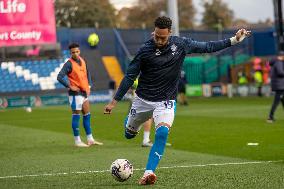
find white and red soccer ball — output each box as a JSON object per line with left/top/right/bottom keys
{"left": 110, "top": 159, "right": 133, "bottom": 182}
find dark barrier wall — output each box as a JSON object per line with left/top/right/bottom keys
{"left": 56, "top": 28, "right": 116, "bottom": 56}
{"left": 56, "top": 28, "right": 277, "bottom": 57}
{"left": 252, "top": 29, "right": 277, "bottom": 56}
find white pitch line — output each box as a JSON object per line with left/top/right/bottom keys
{"left": 0, "top": 160, "right": 283, "bottom": 179}
{"left": 156, "top": 160, "right": 284, "bottom": 170}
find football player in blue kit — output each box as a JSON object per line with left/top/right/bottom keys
{"left": 104, "top": 16, "right": 250, "bottom": 185}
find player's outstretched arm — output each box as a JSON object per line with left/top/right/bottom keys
{"left": 104, "top": 45, "right": 143, "bottom": 115}
{"left": 183, "top": 28, "right": 251, "bottom": 54}
{"left": 104, "top": 48, "right": 142, "bottom": 115}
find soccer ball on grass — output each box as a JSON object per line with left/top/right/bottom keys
{"left": 110, "top": 159, "right": 133, "bottom": 182}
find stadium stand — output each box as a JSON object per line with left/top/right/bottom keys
{"left": 0, "top": 59, "right": 64, "bottom": 94}
{"left": 102, "top": 56, "right": 124, "bottom": 88}
{"left": 80, "top": 49, "right": 110, "bottom": 90}
{"left": 0, "top": 28, "right": 276, "bottom": 97}
{"left": 0, "top": 48, "right": 111, "bottom": 96}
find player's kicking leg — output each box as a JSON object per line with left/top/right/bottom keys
{"left": 138, "top": 124, "right": 169, "bottom": 185}
{"left": 139, "top": 100, "right": 175, "bottom": 185}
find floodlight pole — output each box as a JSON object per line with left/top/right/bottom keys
{"left": 273, "top": 0, "right": 284, "bottom": 53}
{"left": 167, "top": 0, "right": 180, "bottom": 36}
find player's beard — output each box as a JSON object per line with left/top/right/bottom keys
{"left": 155, "top": 40, "right": 169, "bottom": 49}
{"left": 155, "top": 42, "right": 168, "bottom": 49}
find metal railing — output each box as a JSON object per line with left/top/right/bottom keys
{"left": 113, "top": 29, "right": 132, "bottom": 73}
{"left": 184, "top": 41, "right": 251, "bottom": 84}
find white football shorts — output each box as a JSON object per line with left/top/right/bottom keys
{"left": 69, "top": 95, "right": 88, "bottom": 110}
{"left": 126, "top": 96, "right": 176, "bottom": 133}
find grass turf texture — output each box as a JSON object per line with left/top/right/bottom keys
{"left": 0, "top": 97, "right": 283, "bottom": 188}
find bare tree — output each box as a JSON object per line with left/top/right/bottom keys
{"left": 117, "top": 0, "right": 196, "bottom": 29}
{"left": 55, "top": 0, "right": 116, "bottom": 28}
{"left": 201, "top": 0, "right": 234, "bottom": 30}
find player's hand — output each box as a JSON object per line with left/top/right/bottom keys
{"left": 104, "top": 103, "right": 114, "bottom": 114}
{"left": 69, "top": 86, "right": 80, "bottom": 92}
{"left": 230, "top": 29, "right": 251, "bottom": 45}
{"left": 235, "top": 29, "right": 251, "bottom": 41}
{"left": 104, "top": 99, "right": 118, "bottom": 114}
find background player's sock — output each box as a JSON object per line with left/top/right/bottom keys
{"left": 145, "top": 126, "right": 169, "bottom": 172}
{"left": 87, "top": 134, "right": 94, "bottom": 141}
{"left": 72, "top": 114, "right": 80, "bottom": 138}
{"left": 83, "top": 113, "right": 92, "bottom": 135}
{"left": 74, "top": 136, "right": 81, "bottom": 143}
{"left": 143, "top": 131, "right": 150, "bottom": 143}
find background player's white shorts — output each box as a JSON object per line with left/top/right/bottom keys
{"left": 126, "top": 96, "right": 176, "bottom": 133}
{"left": 69, "top": 95, "right": 88, "bottom": 110}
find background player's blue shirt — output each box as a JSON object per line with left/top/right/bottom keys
{"left": 114, "top": 36, "right": 231, "bottom": 102}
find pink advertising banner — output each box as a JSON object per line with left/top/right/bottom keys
{"left": 0, "top": 0, "right": 56, "bottom": 47}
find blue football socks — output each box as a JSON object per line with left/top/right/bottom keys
{"left": 145, "top": 126, "right": 169, "bottom": 172}
{"left": 72, "top": 114, "right": 80, "bottom": 136}
{"left": 83, "top": 113, "right": 92, "bottom": 135}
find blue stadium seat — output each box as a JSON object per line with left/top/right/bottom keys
{"left": 1, "top": 58, "right": 64, "bottom": 93}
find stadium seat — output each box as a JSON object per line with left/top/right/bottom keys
{"left": 0, "top": 58, "right": 65, "bottom": 93}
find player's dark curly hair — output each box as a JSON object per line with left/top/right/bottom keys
{"left": 154, "top": 16, "right": 172, "bottom": 29}
{"left": 68, "top": 43, "right": 80, "bottom": 50}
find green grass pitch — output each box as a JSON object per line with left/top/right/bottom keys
{"left": 0, "top": 97, "right": 283, "bottom": 188}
